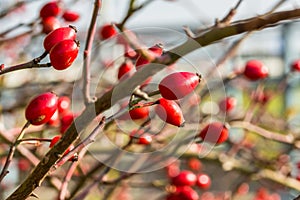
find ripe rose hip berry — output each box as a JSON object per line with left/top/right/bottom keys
{"left": 117, "top": 59, "right": 135, "bottom": 80}
{"left": 129, "top": 106, "right": 150, "bottom": 120}
{"left": 196, "top": 173, "right": 211, "bottom": 189}
{"left": 219, "top": 96, "right": 237, "bottom": 113}
{"left": 42, "top": 16, "right": 60, "bottom": 34}
{"left": 159, "top": 72, "right": 201, "bottom": 100}
{"left": 155, "top": 98, "right": 185, "bottom": 127}
{"left": 57, "top": 96, "right": 71, "bottom": 115}
{"left": 175, "top": 186, "right": 199, "bottom": 200}
{"left": 244, "top": 60, "right": 268, "bottom": 81}
{"left": 25, "top": 92, "right": 58, "bottom": 125}
{"left": 62, "top": 10, "right": 80, "bottom": 22}
{"left": 199, "top": 122, "right": 229, "bottom": 144}
{"left": 291, "top": 60, "right": 300, "bottom": 72}
{"left": 50, "top": 39, "right": 79, "bottom": 70}
{"left": 99, "top": 24, "right": 117, "bottom": 40}
{"left": 171, "top": 170, "right": 197, "bottom": 186}
{"left": 187, "top": 158, "right": 202, "bottom": 171}
{"left": 43, "top": 26, "right": 77, "bottom": 52}
{"left": 40, "top": 1, "right": 61, "bottom": 19}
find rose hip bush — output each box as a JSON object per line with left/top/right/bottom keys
{"left": 1, "top": 1, "right": 300, "bottom": 200}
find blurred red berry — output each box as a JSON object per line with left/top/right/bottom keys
{"left": 40, "top": 1, "right": 61, "bottom": 19}
{"left": 49, "top": 135, "right": 61, "bottom": 148}
{"left": 117, "top": 59, "right": 135, "bottom": 80}
{"left": 42, "top": 16, "right": 60, "bottom": 34}
{"left": 136, "top": 44, "right": 163, "bottom": 70}
{"left": 237, "top": 182, "right": 249, "bottom": 195}
{"left": 291, "top": 60, "right": 300, "bottom": 72}
{"left": 196, "top": 173, "right": 211, "bottom": 189}
{"left": 243, "top": 60, "right": 268, "bottom": 81}
{"left": 57, "top": 96, "right": 71, "bottom": 115}
{"left": 62, "top": 10, "right": 80, "bottom": 22}
{"left": 219, "top": 96, "right": 237, "bottom": 113}
{"left": 171, "top": 170, "right": 197, "bottom": 186}
{"left": 17, "top": 158, "right": 31, "bottom": 171}
{"left": 99, "top": 24, "right": 117, "bottom": 40}
{"left": 199, "top": 122, "right": 229, "bottom": 144}
{"left": 130, "top": 129, "right": 152, "bottom": 145}
{"left": 60, "top": 112, "right": 75, "bottom": 134}
{"left": 187, "top": 158, "right": 202, "bottom": 171}
{"left": 47, "top": 110, "right": 60, "bottom": 127}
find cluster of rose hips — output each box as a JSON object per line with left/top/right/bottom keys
{"left": 43, "top": 26, "right": 79, "bottom": 70}
{"left": 25, "top": 92, "right": 76, "bottom": 161}
{"left": 39, "top": 1, "right": 80, "bottom": 34}
{"left": 164, "top": 158, "right": 211, "bottom": 200}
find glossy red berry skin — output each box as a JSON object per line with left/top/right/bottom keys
{"left": 49, "top": 135, "right": 61, "bottom": 148}
{"left": 40, "top": 1, "right": 60, "bottom": 19}
{"left": 199, "top": 122, "right": 229, "bottom": 144}
{"left": 57, "top": 96, "right": 71, "bottom": 115}
{"left": 170, "top": 186, "right": 199, "bottom": 200}
{"left": 25, "top": 92, "right": 58, "bottom": 125}
{"left": 47, "top": 110, "right": 60, "bottom": 127}
{"left": 159, "top": 72, "right": 201, "bottom": 100}
{"left": 244, "top": 60, "right": 268, "bottom": 81}
{"left": 155, "top": 98, "right": 185, "bottom": 127}
{"left": 50, "top": 39, "right": 79, "bottom": 70}
{"left": 42, "top": 16, "right": 60, "bottom": 34}
{"left": 60, "top": 113, "right": 74, "bottom": 134}
{"left": 291, "top": 60, "right": 300, "bottom": 72}
{"left": 99, "top": 24, "right": 117, "bottom": 40}
{"left": 117, "top": 60, "right": 135, "bottom": 80}
{"left": 219, "top": 96, "right": 237, "bottom": 113}
{"left": 62, "top": 10, "right": 80, "bottom": 22}
{"left": 43, "top": 26, "right": 77, "bottom": 52}
{"left": 129, "top": 106, "right": 150, "bottom": 120}
{"left": 196, "top": 173, "right": 211, "bottom": 189}
{"left": 171, "top": 170, "right": 197, "bottom": 186}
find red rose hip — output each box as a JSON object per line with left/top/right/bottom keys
{"left": 99, "top": 24, "right": 117, "bottom": 40}
{"left": 62, "top": 10, "right": 80, "bottom": 22}
{"left": 171, "top": 170, "right": 197, "bottom": 186}
{"left": 291, "top": 60, "right": 300, "bottom": 72}
{"left": 57, "top": 96, "right": 71, "bottom": 115}
{"left": 41, "top": 16, "right": 60, "bottom": 34}
{"left": 199, "top": 122, "right": 228, "bottom": 144}
{"left": 243, "top": 60, "right": 268, "bottom": 81}
{"left": 196, "top": 173, "right": 211, "bottom": 189}
{"left": 219, "top": 96, "right": 237, "bottom": 113}
{"left": 50, "top": 39, "right": 79, "bottom": 70}
{"left": 40, "top": 1, "right": 61, "bottom": 19}
{"left": 43, "top": 26, "right": 77, "bottom": 52}
{"left": 25, "top": 92, "right": 58, "bottom": 125}
{"left": 155, "top": 98, "right": 184, "bottom": 127}
{"left": 117, "top": 59, "right": 135, "bottom": 80}
{"left": 159, "top": 72, "right": 201, "bottom": 100}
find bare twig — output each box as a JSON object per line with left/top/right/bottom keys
{"left": 230, "top": 121, "right": 294, "bottom": 144}
{"left": 83, "top": 0, "right": 102, "bottom": 105}
{"left": 0, "top": 121, "right": 30, "bottom": 183}
{"left": 0, "top": 51, "right": 49, "bottom": 75}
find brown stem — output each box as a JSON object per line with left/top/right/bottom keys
{"left": 230, "top": 121, "right": 294, "bottom": 144}
{"left": 83, "top": 0, "right": 102, "bottom": 105}
{"left": 0, "top": 51, "right": 49, "bottom": 75}
{"left": 7, "top": 8, "right": 300, "bottom": 200}
{"left": 0, "top": 121, "right": 30, "bottom": 183}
